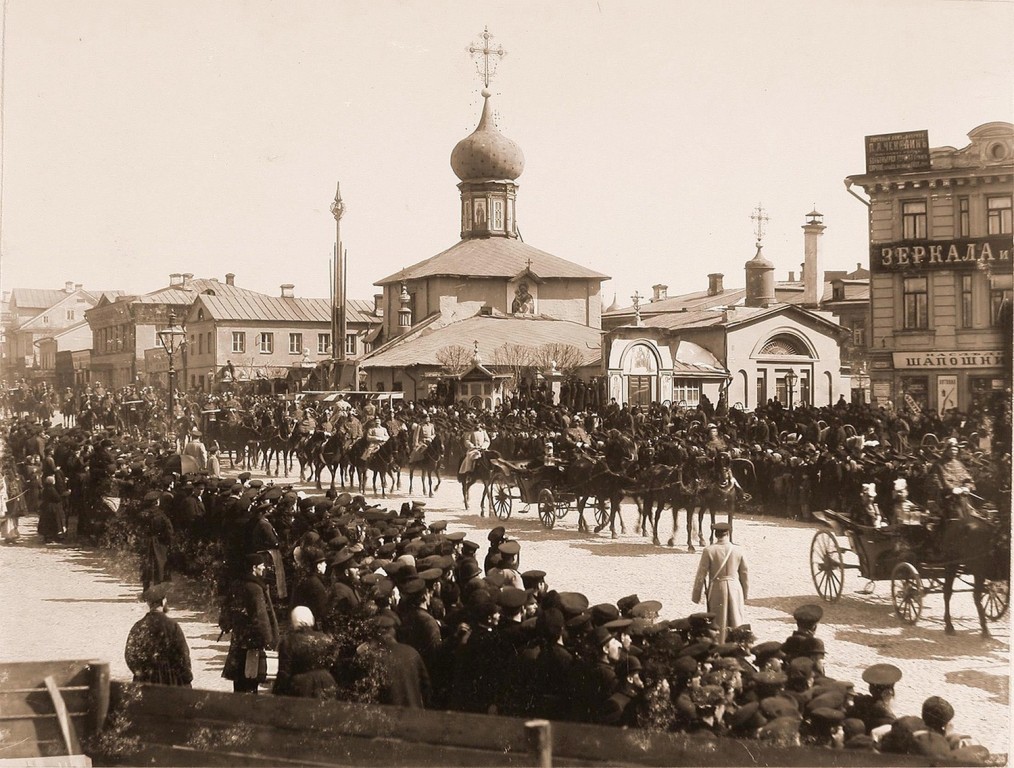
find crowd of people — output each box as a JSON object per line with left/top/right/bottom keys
{"left": 1, "top": 379, "right": 1008, "bottom": 762}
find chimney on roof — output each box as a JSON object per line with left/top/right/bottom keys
{"left": 802, "top": 209, "right": 825, "bottom": 307}
{"left": 651, "top": 284, "right": 668, "bottom": 302}
{"left": 64, "top": 281, "right": 74, "bottom": 293}
{"left": 396, "top": 283, "right": 413, "bottom": 336}
{"left": 857, "top": 262, "right": 862, "bottom": 271}
{"left": 788, "top": 270, "right": 795, "bottom": 282}
{"left": 225, "top": 273, "right": 235, "bottom": 286}
{"left": 280, "top": 283, "right": 295, "bottom": 299}
{"left": 169, "top": 273, "right": 184, "bottom": 287}
{"left": 374, "top": 294, "right": 384, "bottom": 317}
{"left": 182, "top": 273, "right": 194, "bottom": 287}
{"left": 75, "top": 283, "right": 82, "bottom": 291}
{"left": 707, "top": 273, "right": 724, "bottom": 296}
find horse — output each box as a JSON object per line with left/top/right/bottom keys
{"left": 937, "top": 497, "right": 1009, "bottom": 638}
{"left": 261, "top": 415, "right": 296, "bottom": 478}
{"left": 558, "top": 452, "right": 629, "bottom": 538}
{"left": 635, "top": 462, "right": 701, "bottom": 546}
{"left": 312, "top": 431, "right": 351, "bottom": 491}
{"left": 350, "top": 435, "right": 404, "bottom": 497}
{"left": 408, "top": 434, "right": 444, "bottom": 497}
{"left": 458, "top": 450, "right": 501, "bottom": 514}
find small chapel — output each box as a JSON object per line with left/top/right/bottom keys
{"left": 360, "top": 66, "right": 608, "bottom": 400}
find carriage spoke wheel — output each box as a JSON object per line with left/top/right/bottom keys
{"left": 981, "top": 579, "right": 1010, "bottom": 621}
{"left": 891, "top": 562, "right": 924, "bottom": 625}
{"left": 491, "top": 480, "right": 513, "bottom": 520}
{"left": 809, "top": 530, "right": 845, "bottom": 602}
{"left": 594, "top": 503, "right": 609, "bottom": 528}
{"left": 538, "top": 489, "right": 556, "bottom": 529}
{"left": 556, "top": 498, "right": 570, "bottom": 520}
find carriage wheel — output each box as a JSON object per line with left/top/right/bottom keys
{"left": 594, "top": 503, "right": 609, "bottom": 528}
{"left": 555, "top": 497, "right": 570, "bottom": 520}
{"left": 809, "top": 530, "right": 845, "bottom": 602}
{"left": 891, "top": 562, "right": 924, "bottom": 625}
{"left": 538, "top": 489, "right": 556, "bottom": 529}
{"left": 491, "top": 480, "right": 513, "bottom": 520}
{"left": 981, "top": 579, "right": 1010, "bottom": 621}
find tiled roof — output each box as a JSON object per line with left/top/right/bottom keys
{"left": 375, "top": 237, "right": 609, "bottom": 285}
{"left": 360, "top": 312, "right": 602, "bottom": 369}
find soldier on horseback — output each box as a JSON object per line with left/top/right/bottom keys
{"left": 362, "top": 418, "right": 390, "bottom": 462}
{"left": 458, "top": 418, "right": 490, "bottom": 475}
{"left": 410, "top": 412, "right": 436, "bottom": 464}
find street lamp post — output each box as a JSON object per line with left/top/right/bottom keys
{"left": 785, "top": 369, "right": 798, "bottom": 411}
{"left": 157, "top": 310, "right": 187, "bottom": 438}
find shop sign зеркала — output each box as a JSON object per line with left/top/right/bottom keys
{"left": 873, "top": 236, "right": 1013, "bottom": 272}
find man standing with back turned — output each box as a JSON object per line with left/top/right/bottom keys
{"left": 691, "top": 522, "right": 748, "bottom": 643}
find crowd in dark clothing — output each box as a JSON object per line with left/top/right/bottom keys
{"left": 1, "top": 382, "right": 1007, "bottom": 761}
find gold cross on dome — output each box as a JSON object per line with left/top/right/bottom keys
{"left": 468, "top": 26, "right": 506, "bottom": 89}
{"left": 750, "top": 203, "right": 769, "bottom": 246}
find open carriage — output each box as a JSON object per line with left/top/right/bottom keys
{"left": 809, "top": 505, "right": 1010, "bottom": 626}
{"left": 486, "top": 458, "right": 609, "bottom": 530}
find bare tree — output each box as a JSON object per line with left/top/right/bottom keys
{"left": 435, "top": 344, "right": 473, "bottom": 376}
{"left": 532, "top": 343, "right": 584, "bottom": 374}
{"left": 492, "top": 343, "right": 535, "bottom": 393}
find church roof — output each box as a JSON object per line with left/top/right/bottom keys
{"left": 375, "top": 237, "right": 609, "bottom": 285}
{"left": 450, "top": 91, "right": 525, "bottom": 182}
{"left": 360, "top": 312, "right": 602, "bottom": 369}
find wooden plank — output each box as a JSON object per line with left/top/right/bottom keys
{"left": 86, "top": 662, "right": 109, "bottom": 738}
{"left": 43, "top": 677, "right": 80, "bottom": 756}
{"left": 0, "top": 715, "right": 90, "bottom": 747}
{"left": 0, "top": 689, "right": 92, "bottom": 718}
{"left": 126, "top": 713, "right": 547, "bottom": 768}
{"left": 0, "top": 754, "right": 91, "bottom": 767}
{"left": 0, "top": 662, "right": 96, "bottom": 691}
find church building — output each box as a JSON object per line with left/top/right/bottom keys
{"left": 360, "top": 86, "right": 608, "bottom": 400}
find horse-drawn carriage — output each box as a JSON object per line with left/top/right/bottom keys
{"left": 809, "top": 501, "right": 1010, "bottom": 633}
{"left": 486, "top": 458, "right": 611, "bottom": 531}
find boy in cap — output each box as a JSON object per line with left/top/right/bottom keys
{"left": 848, "top": 663, "right": 901, "bottom": 734}
{"left": 783, "top": 603, "right": 822, "bottom": 659}
{"left": 221, "top": 554, "right": 279, "bottom": 693}
{"left": 125, "top": 583, "right": 193, "bottom": 687}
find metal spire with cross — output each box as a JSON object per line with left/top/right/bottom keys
{"left": 468, "top": 26, "right": 506, "bottom": 89}
{"left": 631, "top": 290, "right": 644, "bottom": 326}
{"left": 750, "top": 203, "right": 769, "bottom": 247}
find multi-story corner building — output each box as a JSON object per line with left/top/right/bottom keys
{"left": 845, "top": 122, "right": 1013, "bottom": 414}
{"left": 182, "top": 286, "right": 379, "bottom": 393}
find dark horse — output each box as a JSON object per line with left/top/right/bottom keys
{"left": 561, "top": 452, "right": 630, "bottom": 538}
{"left": 350, "top": 435, "right": 405, "bottom": 497}
{"left": 937, "top": 499, "right": 1010, "bottom": 638}
{"left": 408, "top": 434, "right": 444, "bottom": 497}
{"left": 636, "top": 461, "right": 702, "bottom": 547}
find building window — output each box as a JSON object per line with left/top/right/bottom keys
{"left": 289, "top": 333, "right": 303, "bottom": 354}
{"left": 66, "top": 309, "right": 75, "bottom": 321}
{"left": 902, "top": 276, "right": 928, "bottom": 329}
{"left": 958, "top": 196, "right": 970, "bottom": 237}
{"left": 672, "top": 378, "right": 701, "bottom": 407}
{"left": 258, "top": 332, "right": 273, "bottom": 354}
{"left": 987, "top": 196, "right": 1012, "bottom": 235}
{"left": 756, "top": 374, "right": 766, "bottom": 406}
{"left": 992, "top": 289, "right": 1012, "bottom": 326}
{"left": 317, "top": 333, "right": 330, "bottom": 355}
{"left": 902, "top": 200, "right": 927, "bottom": 240}
{"left": 232, "top": 332, "right": 245, "bottom": 353}
{"left": 207, "top": 332, "right": 213, "bottom": 354}
{"left": 198, "top": 334, "right": 204, "bottom": 355}
{"left": 43, "top": 315, "right": 50, "bottom": 325}
{"left": 960, "top": 275, "right": 974, "bottom": 328}
{"left": 850, "top": 321, "right": 866, "bottom": 347}
{"left": 345, "top": 333, "right": 357, "bottom": 356}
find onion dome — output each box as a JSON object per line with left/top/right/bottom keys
{"left": 450, "top": 89, "right": 525, "bottom": 182}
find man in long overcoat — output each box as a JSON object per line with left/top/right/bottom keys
{"left": 691, "top": 522, "right": 748, "bottom": 643}
{"left": 124, "top": 583, "right": 193, "bottom": 686}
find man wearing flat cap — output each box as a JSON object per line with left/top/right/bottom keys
{"left": 138, "top": 490, "right": 175, "bottom": 592}
{"left": 691, "top": 522, "right": 748, "bottom": 643}
{"left": 847, "top": 663, "right": 901, "bottom": 734}
{"left": 490, "top": 540, "right": 523, "bottom": 589}
{"left": 783, "top": 603, "right": 822, "bottom": 659}
{"left": 221, "top": 554, "right": 279, "bottom": 693}
{"left": 125, "top": 583, "right": 192, "bottom": 687}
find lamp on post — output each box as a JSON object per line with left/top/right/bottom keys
{"left": 785, "top": 369, "right": 798, "bottom": 411}
{"left": 157, "top": 310, "right": 187, "bottom": 436}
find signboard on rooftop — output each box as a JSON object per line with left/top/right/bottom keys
{"left": 864, "top": 130, "right": 931, "bottom": 173}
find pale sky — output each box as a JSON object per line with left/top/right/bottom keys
{"left": 1, "top": 0, "right": 1012, "bottom": 308}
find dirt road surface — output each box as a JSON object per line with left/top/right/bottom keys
{"left": 2, "top": 464, "right": 1009, "bottom": 755}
